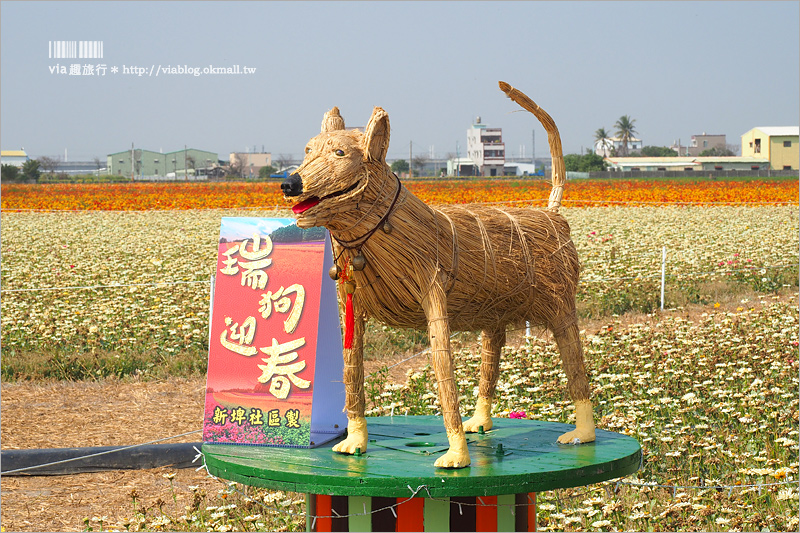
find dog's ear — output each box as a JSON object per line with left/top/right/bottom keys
{"left": 321, "top": 107, "right": 345, "bottom": 133}
{"left": 363, "top": 107, "right": 390, "bottom": 162}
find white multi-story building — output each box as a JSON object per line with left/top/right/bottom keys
{"left": 594, "top": 136, "right": 643, "bottom": 156}
{"left": 466, "top": 117, "right": 505, "bottom": 176}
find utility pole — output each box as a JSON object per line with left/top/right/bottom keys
{"left": 456, "top": 141, "right": 460, "bottom": 178}
{"left": 185, "top": 144, "right": 188, "bottom": 181}
{"left": 409, "top": 141, "right": 412, "bottom": 178}
{"left": 130, "top": 142, "right": 134, "bottom": 182}
{"left": 531, "top": 129, "right": 535, "bottom": 165}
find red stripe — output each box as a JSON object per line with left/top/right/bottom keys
{"left": 476, "top": 495, "right": 498, "bottom": 532}
{"left": 527, "top": 492, "right": 537, "bottom": 532}
{"left": 395, "top": 497, "right": 424, "bottom": 532}
{"left": 344, "top": 292, "right": 354, "bottom": 348}
{"left": 315, "top": 494, "right": 332, "bottom": 532}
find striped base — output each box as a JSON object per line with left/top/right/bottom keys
{"left": 307, "top": 492, "right": 536, "bottom": 532}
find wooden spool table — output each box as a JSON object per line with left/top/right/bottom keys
{"left": 203, "top": 416, "right": 641, "bottom": 532}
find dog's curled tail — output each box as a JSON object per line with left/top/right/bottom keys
{"left": 498, "top": 81, "right": 566, "bottom": 213}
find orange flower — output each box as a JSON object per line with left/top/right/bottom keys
{"left": 1, "top": 178, "right": 797, "bottom": 211}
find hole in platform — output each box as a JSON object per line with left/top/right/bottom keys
{"left": 405, "top": 441, "right": 437, "bottom": 447}
{"left": 413, "top": 432, "right": 431, "bottom": 436}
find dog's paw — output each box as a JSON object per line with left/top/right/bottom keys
{"left": 332, "top": 436, "right": 368, "bottom": 455}
{"left": 463, "top": 415, "right": 493, "bottom": 433}
{"left": 434, "top": 432, "right": 471, "bottom": 468}
{"left": 332, "top": 417, "right": 368, "bottom": 455}
{"left": 463, "top": 397, "right": 493, "bottom": 433}
{"left": 556, "top": 427, "right": 596, "bottom": 444}
{"left": 434, "top": 449, "right": 471, "bottom": 469}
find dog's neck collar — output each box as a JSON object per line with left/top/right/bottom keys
{"left": 331, "top": 171, "right": 402, "bottom": 251}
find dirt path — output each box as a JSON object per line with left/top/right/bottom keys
{"left": 0, "top": 377, "right": 209, "bottom": 532}
{"left": 0, "top": 359, "right": 428, "bottom": 532}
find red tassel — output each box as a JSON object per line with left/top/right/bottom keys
{"left": 344, "top": 292, "right": 354, "bottom": 349}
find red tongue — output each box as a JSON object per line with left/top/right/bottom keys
{"left": 292, "top": 197, "right": 320, "bottom": 214}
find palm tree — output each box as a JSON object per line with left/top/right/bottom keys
{"left": 594, "top": 127, "right": 612, "bottom": 157}
{"left": 614, "top": 115, "right": 637, "bottom": 156}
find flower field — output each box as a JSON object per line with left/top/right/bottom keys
{"left": 368, "top": 297, "right": 798, "bottom": 532}
{"left": 2, "top": 204, "right": 796, "bottom": 376}
{"left": 1, "top": 176, "right": 797, "bottom": 211}
{"left": 1, "top": 178, "right": 798, "bottom": 531}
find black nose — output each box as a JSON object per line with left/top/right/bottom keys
{"left": 281, "top": 173, "right": 303, "bottom": 197}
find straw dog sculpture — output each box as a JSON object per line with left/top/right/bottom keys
{"left": 282, "top": 81, "right": 594, "bottom": 468}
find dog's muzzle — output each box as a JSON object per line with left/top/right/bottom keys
{"left": 281, "top": 173, "right": 303, "bottom": 197}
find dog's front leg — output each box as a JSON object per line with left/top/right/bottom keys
{"left": 332, "top": 310, "right": 369, "bottom": 456}
{"left": 422, "top": 277, "right": 470, "bottom": 469}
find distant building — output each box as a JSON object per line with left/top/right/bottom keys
{"left": 740, "top": 127, "right": 799, "bottom": 170}
{"left": 503, "top": 162, "right": 542, "bottom": 176}
{"left": 107, "top": 148, "right": 219, "bottom": 178}
{"left": 229, "top": 152, "right": 272, "bottom": 179}
{"left": 466, "top": 117, "right": 505, "bottom": 176}
{"left": 604, "top": 156, "right": 770, "bottom": 172}
{"left": 446, "top": 157, "right": 478, "bottom": 177}
{"left": 670, "top": 133, "right": 728, "bottom": 157}
{"left": 55, "top": 160, "right": 106, "bottom": 174}
{"left": 594, "top": 136, "right": 643, "bottom": 157}
{"left": 593, "top": 139, "right": 614, "bottom": 157}
{"left": 1, "top": 149, "right": 29, "bottom": 167}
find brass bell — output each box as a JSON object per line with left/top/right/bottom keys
{"left": 328, "top": 265, "right": 341, "bottom": 280}
{"left": 343, "top": 280, "right": 356, "bottom": 294}
{"left": 352, "top": 254, "right": 367, "bottom": 271}
{"left": 382, "top": 220, "right": 393, "bottom": 234}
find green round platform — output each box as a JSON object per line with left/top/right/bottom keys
{"left": 202, "top": 416, "right": 641, "bottom": 498}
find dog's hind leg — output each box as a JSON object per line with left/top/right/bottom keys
{"left": 463, "top": 326, "right": 506, "bottom": 433}
{"left": 332, "top": 312, "right": 370, "bottom": 456}
{"left": 550, "top": 313, "right": 596, "bottom": 444}
{"left": 423, "top": 278, "right": 470, "bottom": 468}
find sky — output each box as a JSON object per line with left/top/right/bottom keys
{"left": 1, "top": 0, "right": 798, "bottom": 163}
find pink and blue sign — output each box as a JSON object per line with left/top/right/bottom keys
{"left": 203, "top": 218, "right": 346, "bottom": 448}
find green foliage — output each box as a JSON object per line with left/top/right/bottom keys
{"left": 259, "top": 165, "right": 277, "bottom": 179}
{"left": 733, "top": 265, "right": 799, "bottom": 294}
{"left": 269, "top": 224, "right": 326, "bottom": 243}
{"left": 564, "top": 152, "right": 607, "bottom": 172}
{"left": 0, "top": 335, "right": 209, "bottom": 381}
{"left": 1, "top": 163, "right": 20, "bottom": 182}
{"left": 363, "top": 319, "right": 429, "bottom": 361}
{"left": 390, "top": 159, "right": 409, "bottom": 173}
{"left": 633, "top": 146, "right": 678, "bottom": 157}
{"left": 21, "top": 159, "right": 40, "bottom": 180}
{"left": 37, "top": 173, "right": 130, "bottom": 184}
{"left": 364, "top": 365, "right": 390, "bottom": 411}
{"left": 578, "top": 279, "right": 661, "bottom": 318}
{"left": 614, "top": 115, "right": 637, "bottom": 156}
{"left": 594, "top": 127, "right": 611, "bottom": 142}
{"left": 699, "top": 146, "right": 736, "bottom": 157}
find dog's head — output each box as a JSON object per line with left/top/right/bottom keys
{"left": 282, "top": 106, "right": 390, "bottom": 228}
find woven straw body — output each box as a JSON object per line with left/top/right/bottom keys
{"left": 328, "top": 181, "right": 580, "bottom": 334}
{"left": 284, "top": 82, "right": 594, "bottom": 467}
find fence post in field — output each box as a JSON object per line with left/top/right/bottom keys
{"left": 660, "top": 246, "right": 667, "bottom": 311}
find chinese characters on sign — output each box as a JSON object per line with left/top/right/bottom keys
{"left": 212, "top": 405, "right": 301, "bottom": 428}
{"left": 203, "top": 219, "right": 345, "bottom": 447}
{"left": 216, "top": 233, "right": 309, "bottom": 398}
